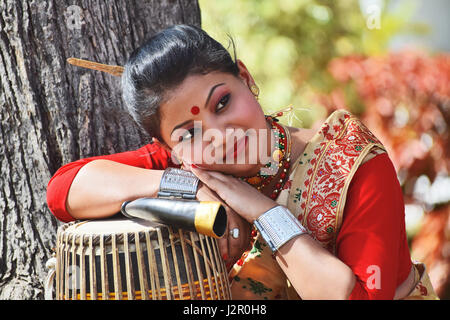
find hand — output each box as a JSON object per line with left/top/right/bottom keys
{"left": 196, "top": 183, "right": 252, "bottom": 269}
{"left": 190, "top": 167, "right": 278, "bottom": 223}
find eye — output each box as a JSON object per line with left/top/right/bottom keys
{"left": 178, "top": 127, "right": 201, "bottom": 142}
{"left": 216, "top": 93, "right": 230, "bottom": 112}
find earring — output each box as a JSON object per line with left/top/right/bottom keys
{"left": 250, "top": 84, "right": 260, "bottom": 99}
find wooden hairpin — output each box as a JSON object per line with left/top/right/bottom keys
{"left": 66, "top": 57, "right": 124, "bottom": 76}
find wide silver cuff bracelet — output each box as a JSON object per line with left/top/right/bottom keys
{"left": 254, "top": 205, "right": 308, "bottom": 252}
{"left": 157, "top": 167, "right": 200, "bottom": 199}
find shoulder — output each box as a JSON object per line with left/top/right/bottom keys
{"left": 138, "top": 142, "right": 177, "bottom": 167}
{"left": 140, "top": 142, "right": 171, "bottom": 155}
{"left": 345, "top": 151, "right": 404, "bottom": 221}
{"left": 320, "top": 110, "right": 382, "bottom": 145}
{"left": 291, "top": 109, "right": 384, "bottom": 151}
{"left": 352, "top": 152, "right": 398, "bottom": 188}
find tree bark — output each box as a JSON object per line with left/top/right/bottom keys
{"left": 0, "top": 0, "right": 201, "bottom": 299}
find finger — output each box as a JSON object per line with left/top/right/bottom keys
{"left": 217, "top": 208, "right": 231, "bottom": 265}
{"left": 227, "top": 224, "right": 240, "bottom": 260}
{"left": 217, "top": 235, "right": 229, "bottom": 264}
{"left": 202, "top": 170, "right": 231, "bottom": 183}
{"left": 208, "top": 170, "right": 249, "bottom": 191}
{"left": 181, "top": 163, "right": 192, "bottom": 172}
{"left": 190, "top": 167, "right": 224, "bottom": 194}
{"left": 191, "top": 166, "right": 230, "bottom": 183}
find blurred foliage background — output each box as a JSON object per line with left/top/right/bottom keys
{"left": 200, "top": 0, "right": 449, "bottom": 299}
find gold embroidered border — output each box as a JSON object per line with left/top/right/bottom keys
{"left": 288, "top": 110, "right": 386, "bottom": 251}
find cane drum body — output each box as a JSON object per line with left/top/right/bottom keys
{"left": 55, "top": 217, "right": 231, "bottom": 300}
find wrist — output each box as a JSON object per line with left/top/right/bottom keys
{"left": 249, "top": 199, "right": 278, "bottom": 223}
{"left": 253, "top": 205, "right": 308, "bottom": 252}
{"left": 157, "top": 167, "right": 200, "bottom": 199}
{"left": 144, "top": 169, "right": 165, "bottom": 198}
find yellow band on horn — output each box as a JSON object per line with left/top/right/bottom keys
{"left": 194, "top": 202, "right": 223, "bottom": 238}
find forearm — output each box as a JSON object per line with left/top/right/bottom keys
{"left": 66, "top": 159, "right": 164, "bottom": 220}
{"left": 275, "top": 233, "right": 356, "bottom": 300}
{"left": 186, "top": 168, "right": 357, "bottom": 299}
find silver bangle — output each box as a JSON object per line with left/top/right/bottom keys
{"left": 157, "top": 168, "right": 200, "bottom": 199}
{"left": 254, "top": 205, "right": 308, "bottom": 252}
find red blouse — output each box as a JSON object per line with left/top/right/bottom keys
{"left": 46, "top": 143, "right": 412, "bottom": 299}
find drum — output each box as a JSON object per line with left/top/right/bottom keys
{"left": 54, "top": 217, "right": 231, "bottom": 300}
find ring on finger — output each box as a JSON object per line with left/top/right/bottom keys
{"left": 230, "top": 228, "right": 240, "bottom": 239}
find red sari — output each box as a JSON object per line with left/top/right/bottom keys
{"left": 46, "top": 110, "right": 434, "bottom": 299}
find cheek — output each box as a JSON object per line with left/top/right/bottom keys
{"left": 233, "top": 93, "right": 264, "bottom": 124}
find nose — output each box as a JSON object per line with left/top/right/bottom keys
{"left": 201, "top": 117, "right": 247, "bottom": 163}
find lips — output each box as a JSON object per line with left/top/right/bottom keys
{"left": 223, "top": 136, "right": 248, "bottom": 161}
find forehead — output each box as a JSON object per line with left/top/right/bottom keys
{"left": 160, "top": 72, "right": 238, "bottom": 118}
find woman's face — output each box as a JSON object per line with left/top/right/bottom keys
{"left": 158, "top": 61, "right": 271, "bottom": 177}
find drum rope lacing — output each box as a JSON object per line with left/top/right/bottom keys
{"left": 44, "top": 220, "right": 231, "bottom": 300}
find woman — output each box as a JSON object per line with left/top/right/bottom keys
{"left": 47, "top": 25, "right": 437, "bottom": 300}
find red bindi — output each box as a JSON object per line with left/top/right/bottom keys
{"left": 190, "top": 106, "right": 200, "bottom": 115}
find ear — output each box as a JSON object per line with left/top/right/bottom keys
{"left": 236, "top": 59, "right": 257, "bottom": 88}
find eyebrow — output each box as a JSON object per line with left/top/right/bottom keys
{"left": 170, "top": 82, "right": 226, "bottom": 135}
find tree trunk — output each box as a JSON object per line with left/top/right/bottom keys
{"left": 0, "top": 0, "right": 201, "bottom": 299}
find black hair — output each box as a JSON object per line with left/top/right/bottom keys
{"left": 121, "top": 24, "right": 239, "bottom": 143}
